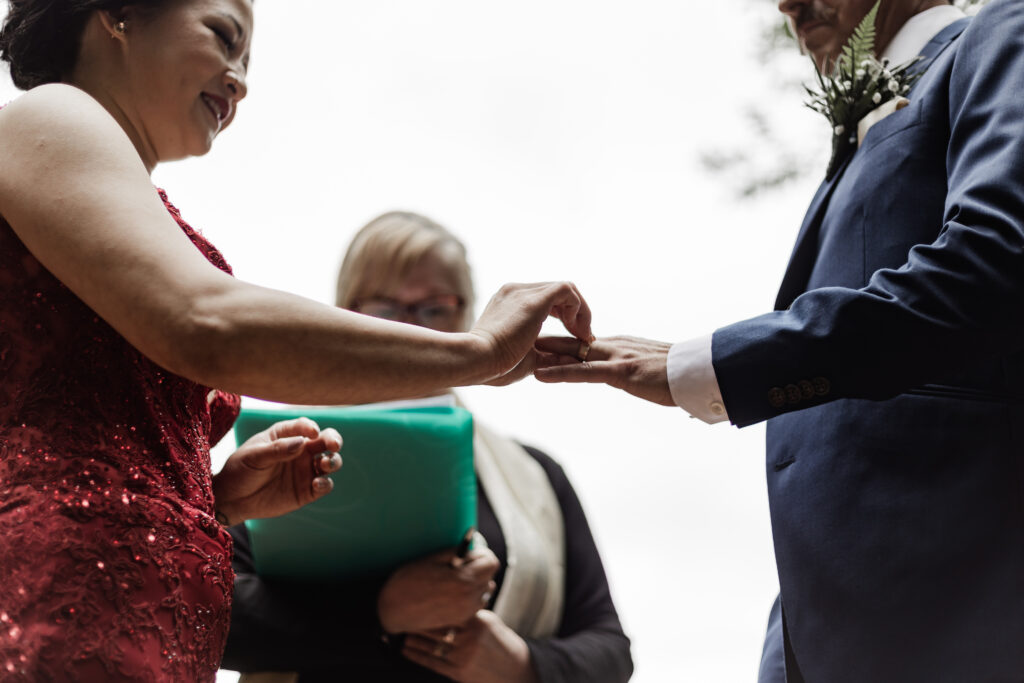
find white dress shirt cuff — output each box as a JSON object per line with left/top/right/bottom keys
{"left": 667, "top": 334, "right": 729, "bottom": 424}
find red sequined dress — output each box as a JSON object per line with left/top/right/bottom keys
{"left": 0, "top": 190, "right": 240, "bottom": 681}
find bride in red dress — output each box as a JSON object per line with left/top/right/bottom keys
{"left": 0, "top": 0, "right": 593, "bottom": 680}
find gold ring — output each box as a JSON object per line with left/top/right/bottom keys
{"left": 443, "top": 628, "right": 457, "bottom": 645}
{"left": 576, "top": 340, "right": 591, "bottom": 362}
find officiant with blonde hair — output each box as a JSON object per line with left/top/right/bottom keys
{"left": 221, "top": 211, "right": 633, "bottom": 683}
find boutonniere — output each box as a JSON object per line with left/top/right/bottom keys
{"left": 804, "top": 1, "right": 923, "bottom": 180}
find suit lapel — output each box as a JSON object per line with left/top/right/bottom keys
{"left": 774, "top": 155, "right": 852, "bottom": 310}
{"left": 910, "top": 18, "right": 970, "bottom": 78}
{"left": 773, "top": 17, "right": 971, "bottom": 312}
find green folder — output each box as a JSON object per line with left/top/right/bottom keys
{"left": 235, "top": 405, "right": 476, "bottom": 581}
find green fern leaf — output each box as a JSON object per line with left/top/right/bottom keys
{"left": 838, "top": 0, "right": 879, "bottom": 73}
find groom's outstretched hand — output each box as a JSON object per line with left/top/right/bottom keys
{"left": 534, "top": 335, "right": 675, "bottom": 406}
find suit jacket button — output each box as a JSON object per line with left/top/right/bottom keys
{"left": 798, "top": 380, "right": 815, "bottom": 399}
{"left": 784, "top": 384, "right": 801, "bottom": 404}
{"left": 768, "top": 387, "right": 786, "bottom": 408}
{"left": 813, "top": 377, "right": 831, "bottom": 396}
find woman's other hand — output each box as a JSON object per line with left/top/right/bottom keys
{"left": 377, "top": 548, "right": 499, "bottom": 635}
{"left": 470, "top": 282, "right": 593, "bottom": 386}
{"left": 212, "top": 417, "right": 342, "bottom": 526}
{"left": 402, "top": 610, "right": 539, "bottom": 683}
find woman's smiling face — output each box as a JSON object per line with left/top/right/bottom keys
{"left": 111, "top": 0, "right": 253, "bottom": 161}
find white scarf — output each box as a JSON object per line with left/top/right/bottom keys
{"left": 472, "top": 422, "right": 565, "bottom": 638}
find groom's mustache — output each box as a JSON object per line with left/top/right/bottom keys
{"left": 793, "top": 3, "right": 838, "bottom": 35}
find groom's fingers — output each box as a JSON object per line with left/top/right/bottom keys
{"left": 536, "top": 359, "right": 676, "bottom": 406}
{"left": 534, "top": 360, "right": 621, "bottom": 385}
{"left": 535, "top": 336, "right": 609, "bottom": 362}
{"left": 533, "top": 351, "right": 579, "bottom": 370}
{"left": 535, "top": 335, "right": 676, "bottom": 406}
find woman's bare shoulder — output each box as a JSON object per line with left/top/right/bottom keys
{"left": 0, "top": 85, "right": 143, "bottom": 197}
{"left": 1, "top": 85, "right": 134, "bottom": 157}
{"left": 1, "top": 83, "right": 113, "bottom": 127}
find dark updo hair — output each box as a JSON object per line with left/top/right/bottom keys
{"left": 0, "top": 0, "right": 168, "bottom": 90}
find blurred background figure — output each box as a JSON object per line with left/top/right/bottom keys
{"left": 222, "top": 211, "right": 633, "bottom": 683}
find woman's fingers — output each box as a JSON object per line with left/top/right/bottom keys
{"left": 235, "top": 434, "right": 308, "bottom": 469}
{"left": 483, "top": 349, "right": 538, "bottom": 387}
{"left": 307, "top": 427, "right": 343, "bottom": 455}
{"left": 546, "top": 282, "right": 593, "bottom": 342}
{"left": 307, "top": 428, "right": 343, "bottom": 475}
{"left": 310, "top": 475, "right": 335, "bottom": 498}
{"left": 264, "top": 416, "right": 321, "bottom": 442}
{"left": 316, "top": 452, "right": 343, "bottom": 474}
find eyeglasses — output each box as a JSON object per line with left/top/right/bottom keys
{"left": 353, "top": 294, "right": 466, "bottom": 328}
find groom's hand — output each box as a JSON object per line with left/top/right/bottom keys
{"left": 533, "top": 335, "right": 675, "bottom": 406}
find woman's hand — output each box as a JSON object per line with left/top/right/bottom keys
{"left": 212, "top": 417, "right": 342, "bottom": 526}
{"left": 469, "top": 282, "right": 593, "bottom": 386}
{"left": 402, "top": 610, "right": 539, "bottom": 683}
{"left": 377, "top": 548, "right": 499, "bottom": 635}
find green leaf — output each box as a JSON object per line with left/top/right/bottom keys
{"left": 838, "top": 0, "right": 879, "bottom": 74}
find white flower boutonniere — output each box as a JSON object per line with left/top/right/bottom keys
{"left": 805, "top": 1, "right": 923, "bottom": 179}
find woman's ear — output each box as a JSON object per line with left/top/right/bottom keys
{"left": 97, "top": 10, "right": 129, "bottom": 43}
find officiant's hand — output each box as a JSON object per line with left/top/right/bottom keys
{"left": 212, "top": 417, "right": 342, "bottom": 527}
{"left": 377, "top": 547, "right": 499, "bottom": 635}
{"left": 402, "top": 610, "right": 538, "bottom": 683}
{"left": 470, "top": 282, "right": 593, "bottom": 387}
{"left": 533, "top": 335, "right": 676, "bottom": 406}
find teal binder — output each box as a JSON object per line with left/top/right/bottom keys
{"left": 235, "top": 405, "right": 476, "bottom": 581}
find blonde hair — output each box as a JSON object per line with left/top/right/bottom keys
{"left": 336, "top": 211, "right": 476, "bottom": 330}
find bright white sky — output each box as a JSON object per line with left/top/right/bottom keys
{"left": 1, "top": 2, "right": 833, "bottom": 681}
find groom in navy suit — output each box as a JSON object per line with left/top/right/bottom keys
{"left": 537, "top": 0, "right": 1024, "bottom": 680}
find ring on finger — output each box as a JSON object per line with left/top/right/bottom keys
{"left": 433, "top": 642, "right": 450, "bottom": 659}
{"left": 443, "top": 627, "right": 457, "bottom": 645}
{"left": 576, "top": 340, "right": 591, "bottom": 362}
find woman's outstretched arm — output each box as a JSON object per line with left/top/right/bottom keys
{"left": 0, "top": 85, "right": 591, "bottom": 404}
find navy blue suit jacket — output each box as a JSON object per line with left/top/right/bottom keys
{"left": 712, "top": 3, "right": 1024, "bottom": 681}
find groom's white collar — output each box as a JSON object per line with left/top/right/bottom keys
{"left": 881, "top": 5, "right": 966, "bottom": 66}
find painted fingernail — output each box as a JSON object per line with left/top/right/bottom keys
{"left": 314, "top": 477, "right": 333, "bottom": 492}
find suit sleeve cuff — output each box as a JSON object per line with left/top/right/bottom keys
{"left": 667, "top": 334, "right": 729, "bottom": 424}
